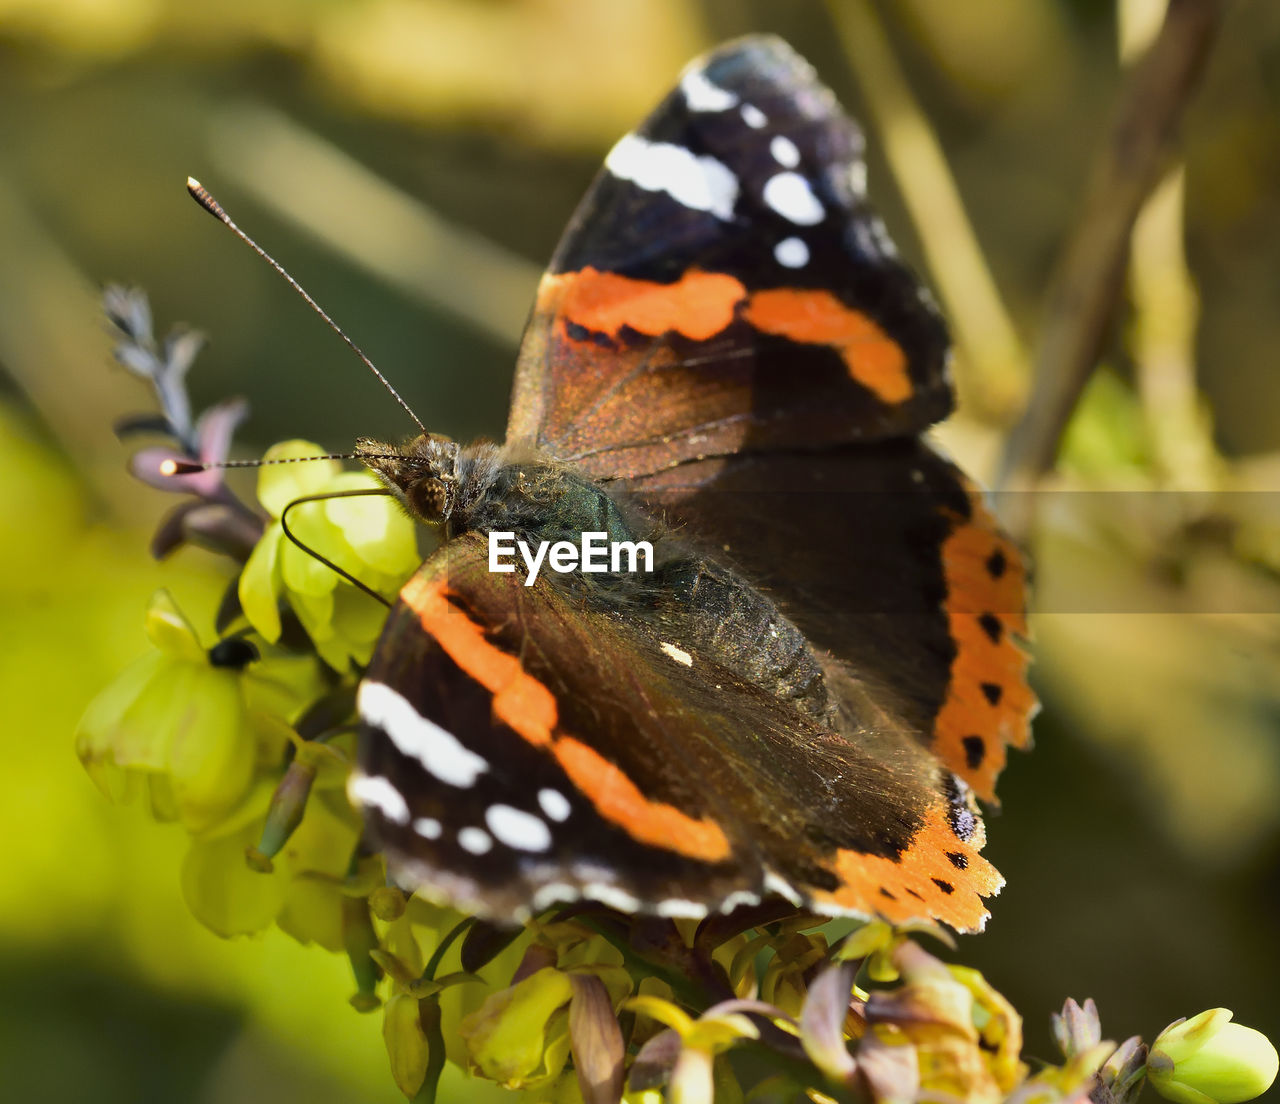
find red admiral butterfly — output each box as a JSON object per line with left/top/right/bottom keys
{"left": 346, "top": 35, "right": 1034, "bottom": 931}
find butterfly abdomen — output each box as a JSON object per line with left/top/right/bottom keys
{"left": 659, "top": 557, "right": 829, "bottom": 716}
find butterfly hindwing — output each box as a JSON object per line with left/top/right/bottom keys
{"left": 355, "top": 531, "right": 1003, "bottom": 929}
{"left": 626, "top": 439, "right": 1034, "bottom": 802}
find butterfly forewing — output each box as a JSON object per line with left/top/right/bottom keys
{"left": 507, "top": 36, "right": 952, "bottom": 479}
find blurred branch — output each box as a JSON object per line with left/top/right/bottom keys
{"left": 1131, "top": 167, "right": 1219, "bottom": 489}
{"left": 999, "top": 0, "right": 1225, "bottom": 499}
{"left": 825, "top": 0, "right": 1028, "bottom": 421}
{"left": 1124, "top": 0, "right": 1220, "bottom": 491}
{"left": 204, "top": 103, "right": 544, "bottom": 351}
{"left": 0, "top": 175, "right": 147, "bottom": 516}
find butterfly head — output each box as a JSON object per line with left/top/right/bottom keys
{"left": 357, "top": 433, "right": 460, "bottom": 523}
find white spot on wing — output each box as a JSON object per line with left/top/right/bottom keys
{"left": 763, "top": 869, "right": 804, "bottom": 905}
{"left": 655, "top": 897, "right": 709, "bottom": 918}
{"left": 681, "top": 68, "right": 739, "bottom": 112}
{"left": 871, "top": 217, "right": 898, "bottom": 256}
{"left": 538, "top": 788, "right": 572, "bottom": 822}
{"left": 458, "top": 826, "right": 493, "bottom": 855}
{"left": 348, "top": 773, "right": 410, "bottom": 825}
{"left": 359, "top": 681, "right": 488, "bottom": 788}
{"left": 531, "top": 882, "right": 580, "bottom": 911}
{"left": 584, "top": 883, "right": 642, "bottom": 913}
{"left": 529, "top": 880, "right": 645, "bottom": 915}
{"left": 414, "top": 816, "right": 442, "bottom": 839}
{"left": 770, "top": 136, "right": 800, "bottom": 168}
{"left": 849, "top": 160, "right": 868, "bottom": 198}
{"left": 718, "top": 889, "right": 761, "bottom": 913}
{"left": 486, "top": 804, "right": 552, "bottom": 852}
{"left": 605, "top": 133, "right": 738, "bottom": 221}
{"left": 741, "top": 103, "right": 767, "bottom": 128}
{"left": 774, "top": 236, "right": 809, "bottom": 268}
{"left": 762, "top": 172, "right": 825, "bottom": 226}
{"left": 853, "top": 215, "right": 898, "bottom": 260}
{"left": 660, "top": 641, "right": 693, "bottom": 667}
{"left": 809, "top": 897, "right": 877, "bottom": 921}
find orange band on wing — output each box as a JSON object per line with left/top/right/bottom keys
{"left": 742, "top": 288, "right": 910, "bottom": 403}
{"left": 554, "top": 736, "right": 731, "bottom": 863}
{"left": 811, "top": 804, "right": 1001, "bottom": 932}
{"left": 558, "top": 267, "right": 746, "bottom": 341}
{"left": 401, "top": 574, "right": 557, "bottom": 747}
{"left": 400, "top": 575, "right": 731, "bottom": 864}
{"left": 553, "top": 269, "right": 911, "bottom": 405}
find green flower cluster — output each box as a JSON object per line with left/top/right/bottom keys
{"left": 239, "top": 440, "right": 422, "bottom": 671}
{"left": 74, "top": 439, "right": 423, "bottom": 939}
{"left": 76, "top": 288, "right": 1278, "bottom": 1104}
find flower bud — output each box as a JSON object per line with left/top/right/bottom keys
{"left": 568, "top": 973, "right": 625, "bottom": 1104}
{"left": 383, "top": 993, "right": 431, "bottom": 1098}
{"left": 1148, "top": 1009, "right": 1278, "bottom": 1104}
{"left": 248, "top": 758, "right": 318, "bottom": 869}
{"left": 369, "top": 885, "right": 407, "bottom": 922}
{"left": 344, "top": 895, "right": 382, "bottom": 1012}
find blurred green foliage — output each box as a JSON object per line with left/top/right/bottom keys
{"left": 1, "top": 0, "right": 1279, "bottom": 1101}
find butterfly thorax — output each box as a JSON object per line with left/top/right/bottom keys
{"left": 362, "top": 432, "right": 831, "bottom": 712}
{"left": 458, "top": 459, "right": 644, "bottom": 549}
{"left": 361, "top": 433, "right": 645, "bottom": 548}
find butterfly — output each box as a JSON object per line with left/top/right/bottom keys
{"left": 347, "top": 34, "right": 1034, "bottom": 932}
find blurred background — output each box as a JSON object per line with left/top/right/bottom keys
{"left": 1, "top": 0, "right": 1278, "bottom": 1101}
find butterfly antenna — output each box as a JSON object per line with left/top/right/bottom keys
{"left": 185, "top": 177, "right": 428, "bottom": 438}
{"left": 160, "top": 450, "right": 403, "bottom": 476}
{"left": 280, "top": 490, "right": 394, "bottom": 608}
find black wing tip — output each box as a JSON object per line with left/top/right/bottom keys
{"left": 691, "top": 35, "right": 817, "bottom": 90}
{"left": 694, "top": 34, "right": 805, "bottom": 70}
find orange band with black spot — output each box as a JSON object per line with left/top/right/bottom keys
{"left": 811, "top": 804, "right": 1001, "bottom": 931}
{"left": 932, "top": 494, "right": 1035, "bottom": 801}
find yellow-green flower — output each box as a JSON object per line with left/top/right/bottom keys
{"left": 864, "top": 940, "right": 1026, "bottom": 1104}
{"left": 181, "top": 817, "right": 289, "bottom": 937}
{"left": 760, "top": 930, "right": 828, "bottom": 1018}
{"left": 238, "top": 439, "right": 422, "bottom": 671}
{"left": 837, "top": 918, "right": 954, "bottom": 983}
{"left": 459, "top": 966, "right": 575, "bottom": 1089}
{"left": 181, "top": 759, "right": 363, "bottom": 939}
{"left": 76, "top": 585, "right": 331, "bottom": 835}
{"left": 1148, "top": 1009, "right": 1279, "bottom": 1104}
{"left": 519, "top": 1070, "right": 586, "bottom": 1104}
{"left": 627, "top": 995, "right": 788, "bottom": 1104}
{"left": 76, "top": 589, "right": 259, "bottom": 831}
